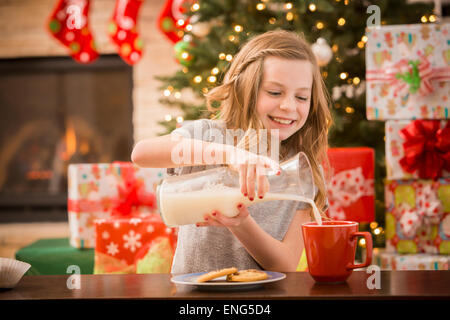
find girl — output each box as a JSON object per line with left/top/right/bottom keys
{"left": 131, "top": 30, "right": 332, "bottom": 273}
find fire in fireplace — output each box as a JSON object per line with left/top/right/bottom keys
{"left": 0, "top": 55, "right": 133, "bottom": 222}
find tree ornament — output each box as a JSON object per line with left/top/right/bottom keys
{"left": 191, "top": 21, "right": 212, "bottom": 38}
{"left": 108, "top": 0, "right": 145, "bottom": 65}
{"left": 190, "top": 15, "right": 212, "bottom": 38}
{"left": 47, "top": 0, "right": 98, "bottom": 64}
{"left": 174, "top": 40, "right": 194, "bottom": 67}
{"left": 311, "top": 37, "right": 333, "bottom": 67}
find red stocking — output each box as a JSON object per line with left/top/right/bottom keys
{"left": 157, "top": 0, "right": 191, "bottom": 44}
{"left": 108, "top": 0, "right": 145, "bottom": 65}
{"left": 47, "top": 0, "right": 98, "bottom": 64}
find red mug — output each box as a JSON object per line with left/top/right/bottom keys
{"left": 302, "top": 221, "right": 372, "bottom": 283}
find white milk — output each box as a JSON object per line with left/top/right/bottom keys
{"left": 159, "top": 187, "right": 322, "bottom": 227}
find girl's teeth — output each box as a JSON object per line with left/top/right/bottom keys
{"left": 272, "top": 117, "right": 293, "bottom": 124}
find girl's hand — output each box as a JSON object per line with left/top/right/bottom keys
{"left": 227, "top": 148, "right": 280, "bottom": 201}
{"left": 196, "top": 203, "right": 250, "bottom": 228}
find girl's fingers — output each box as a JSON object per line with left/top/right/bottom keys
{"left": 256, "top": 165, "right": 266, "bottom": 199}
{"left": 263, "top": 158, "right": 281, "bottom": 175}
{"left": 207, "top": 206, "right": 249, "bottom": 227}
{"left": 197, "top": 214, "right": 222, "bottom": 227}
{"left": 246, "top": 164, "right": 256, "bottom": 201}
{"left": 256, "top": 172, "right": 270, "bottom": 199}
{"left": 239, "top": 164, "right": 247, "bottom": 197}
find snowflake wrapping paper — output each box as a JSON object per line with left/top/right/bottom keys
{"left": 365, "top": 23, "right": 450, "bottom": 120}
{"left": 67, "top": 162, "right": 166, "bottom": 248}
{"left": 385, "top": 120, "right": 450, "bottom": 180}
{"left": 385, "top": 178, "right": 450, "bottom": 254}
{"left": 373, "top": 249, "right": 449, "bottom": 270}
{"left": 325, "top": 147, "right": 375, "bottom": 222}
{"left": 94, "top": 214, "right": 178, "bottom": 274}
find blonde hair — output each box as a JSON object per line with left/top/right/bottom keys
{"left": 205, "top": 30, "right": 333, "bottom": 212}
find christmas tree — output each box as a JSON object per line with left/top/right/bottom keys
{"left": 155, "top": 0, "right": 434, "bottom": 247}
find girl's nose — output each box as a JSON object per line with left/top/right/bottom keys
{"left": 279, "top": 97, "right": 296, "bottom": 111}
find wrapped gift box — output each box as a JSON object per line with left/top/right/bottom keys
{"left": 385, "top": 120, "right": 450, "bottom": 180}
{"left": 373, "top": 249, "right": 449, "bottom": 270}
{"left": 385, "top": 178, "right": 450, "bottom": 254}
{"left": 94, "top": 214, "right": 177, "bottom": 274}
{"left": 68, "top": 162, "right": 165, "bottom": 248}
{"left": 365, "top": 23, "right": 450, "bottom": 120}
{"left": 325, "top": 147, "right": 375, "bottom": 222}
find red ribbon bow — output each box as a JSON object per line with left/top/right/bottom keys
{"left": 399, "top": 120, "right": 450, "bottom": 180}
{"left": 111, "top": 162, "right": 156, "bottom": 217}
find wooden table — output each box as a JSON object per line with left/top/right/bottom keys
{"left": 2, "top": 271, "right": 448, "bottom": 317}
{"left": 1, "top": 271, "right": 449, "bottom": 300}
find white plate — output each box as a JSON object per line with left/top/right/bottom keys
{"left": 171, "top": 271, "right": 286, "bottom": 290}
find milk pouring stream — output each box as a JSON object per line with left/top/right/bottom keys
{"left": 156, "top": 152, "right": 322, "bottom": 226}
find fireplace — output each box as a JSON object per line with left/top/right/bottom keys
{"left": 0, "top": 55, "right": 133, "bottom": 222}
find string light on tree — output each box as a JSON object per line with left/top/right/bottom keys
{"left": 256, "top": 2, "right": 266, "bottom": 10}
{"left": 345, "top": 106, "right": 355, "bottom": 114}
{"left": 286, "top": 12, "right": 294, "bottom": 21}
{"left": 191, "top": 2, "right": 200, "bottom": 12}
{"left": 309, "top": 3, "right": 316, "bottom": 12}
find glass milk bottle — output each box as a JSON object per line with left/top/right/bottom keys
{"left": 156, "top": 152, "right": 320, "bottom": 227}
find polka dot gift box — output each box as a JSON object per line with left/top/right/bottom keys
{"left": 67, "top": 162, "right": 166, "bottom": 249}
{"left": 385, "top": 178, "right": 450, "bottom": 254}
{"left": 325, "top": 147, "right": 375, "bottom": 223}
{"left": 373, "top": 249, "right": 449, "bottom": 270}
{"left": 365, "top": 23, "right": 450, "bottom": 120}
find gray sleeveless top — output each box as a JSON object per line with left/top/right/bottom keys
{"left": 167, "top": 119, "right": 325, "bottom": 274}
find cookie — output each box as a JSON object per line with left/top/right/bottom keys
{"left": 226, "top": 269, "right": 268, "bottom": 282}
{"left": 196, "top": 267, "right": 238, "bottom": 283}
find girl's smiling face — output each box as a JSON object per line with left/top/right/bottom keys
{"left": 256, "top": 56, "right": 313, "bottom": 141}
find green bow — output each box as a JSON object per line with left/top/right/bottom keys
{"left": 395, "top": 60, "right": 421, "bottom": 94}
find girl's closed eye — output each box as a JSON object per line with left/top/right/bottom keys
{"left": 267, "top": 91, "right": 308, "bottom": 101}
